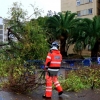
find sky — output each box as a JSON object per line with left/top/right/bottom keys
{"left": 0, "top": 0, "right": 61, "bottom": 18}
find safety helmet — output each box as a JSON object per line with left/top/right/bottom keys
{"left": 51, "top": 41, "right": 59, "bottom": 50}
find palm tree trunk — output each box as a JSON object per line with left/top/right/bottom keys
{"left": 91, "top": 41, "right": 99, "bottom": 57}
{"left": 60, "top": 38, "right": 67, "bottom": 58}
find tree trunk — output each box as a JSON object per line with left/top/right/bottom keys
{"left": 60, "top": 38, "right": 67, "bottom": 58}
{"left": 91, "top": 41, "right": 99, "bottom": 57}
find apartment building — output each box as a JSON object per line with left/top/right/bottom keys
{"left": 0, "top": 17, "right": 4, "bottom": 42}
{"left": 61, "top": 0, "right": 100, "bottom": 19}
{"left": 0, "top": 17, "right": 10, "bottom": 44}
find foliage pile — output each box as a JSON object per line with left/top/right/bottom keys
{"left": 0, "top": 2, "right": 48, "bottom": 94}
{"left": 0, "top": 57, "right": 44, "bottom": 94}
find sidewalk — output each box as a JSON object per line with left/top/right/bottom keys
{"left": 0, "top": 87, "right": 100, "bottom": 100}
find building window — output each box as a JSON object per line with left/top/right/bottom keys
{"left": 89, "top": 0, "right": 92, "bottom": 2}
{"left": 0, "top": 30, "right": 3, "bottom": 34}
{"left": 77, "top": 11, "right": 81, "bottom": 16}
{"left": 80, "top": 0, "right": 84, "bottom": 4}
{"left": 76, "top": 0, "right": 80, "bottom": 6}
{"left": 88, "top": 8, "right": 92, "bottom": 14}
{"left": 0, "top": 35, "right": 3, "bottom": 39}
{"left": 80, "top": 9, "right": 87, "bottom": 15}
{"left": 80, "top": 10, "right": 84, "bottom": 15}
{"left": 77, "top": 0, "right": 93, "bottom": 5}
{"left": 0, "top": 25, "right": 3, "bottom": 29}
{"left": 84, "top": 9, "right": 88, "bottom": 15}
{"left": 77, "top": 8, "right": 93, "bottom": 17}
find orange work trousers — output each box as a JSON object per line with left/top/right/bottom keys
{"left": 44, "top": 72, "right": 63, "bottom": 97}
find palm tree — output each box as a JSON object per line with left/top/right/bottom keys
{"left": 46, "top": 11, "right": 81, "bottom": 57}
{"left": 73, "top": 16, "right": 100, "bottom": 57}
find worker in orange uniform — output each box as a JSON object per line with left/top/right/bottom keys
{"left": 42, "top": 41, "right": 63, "bottom": 99}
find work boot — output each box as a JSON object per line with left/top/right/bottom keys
{"left": 42, "top": 95, "right": 51, "bottom": 99}
{"left": 58, "top": 91, "right": 63, "bottom": 96}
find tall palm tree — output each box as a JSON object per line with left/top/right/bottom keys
{"left": 73, "top": 16, "right": 100, "bottom": 57}
{"left": 46, "top": 11, "right": 80, "bottom": 57}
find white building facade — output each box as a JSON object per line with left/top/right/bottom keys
{"left": 0, "top": 17, "right": 8, "bottom": 43}
{"left": 0, "top": 17, "right": 4, "bottom": 42}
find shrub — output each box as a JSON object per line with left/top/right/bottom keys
{"left": 60, "top": 71, "right": 86, "bottom": 92}
{"left": 0, "top": 57, "right": 37, "bottom": 94}
{"left": 60, "top": 67, "right": 100, "bottom": 92}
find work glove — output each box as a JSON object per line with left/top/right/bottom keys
{"left": 44, "top": 66, "right": 48, "bottom": 71}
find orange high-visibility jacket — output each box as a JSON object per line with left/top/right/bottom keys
{"left": 45, "top": 50, "right": 62, "bottom": 69}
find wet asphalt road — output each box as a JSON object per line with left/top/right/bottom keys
{"left": 0, "top": 87, "right": 100, "bottom": 100}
